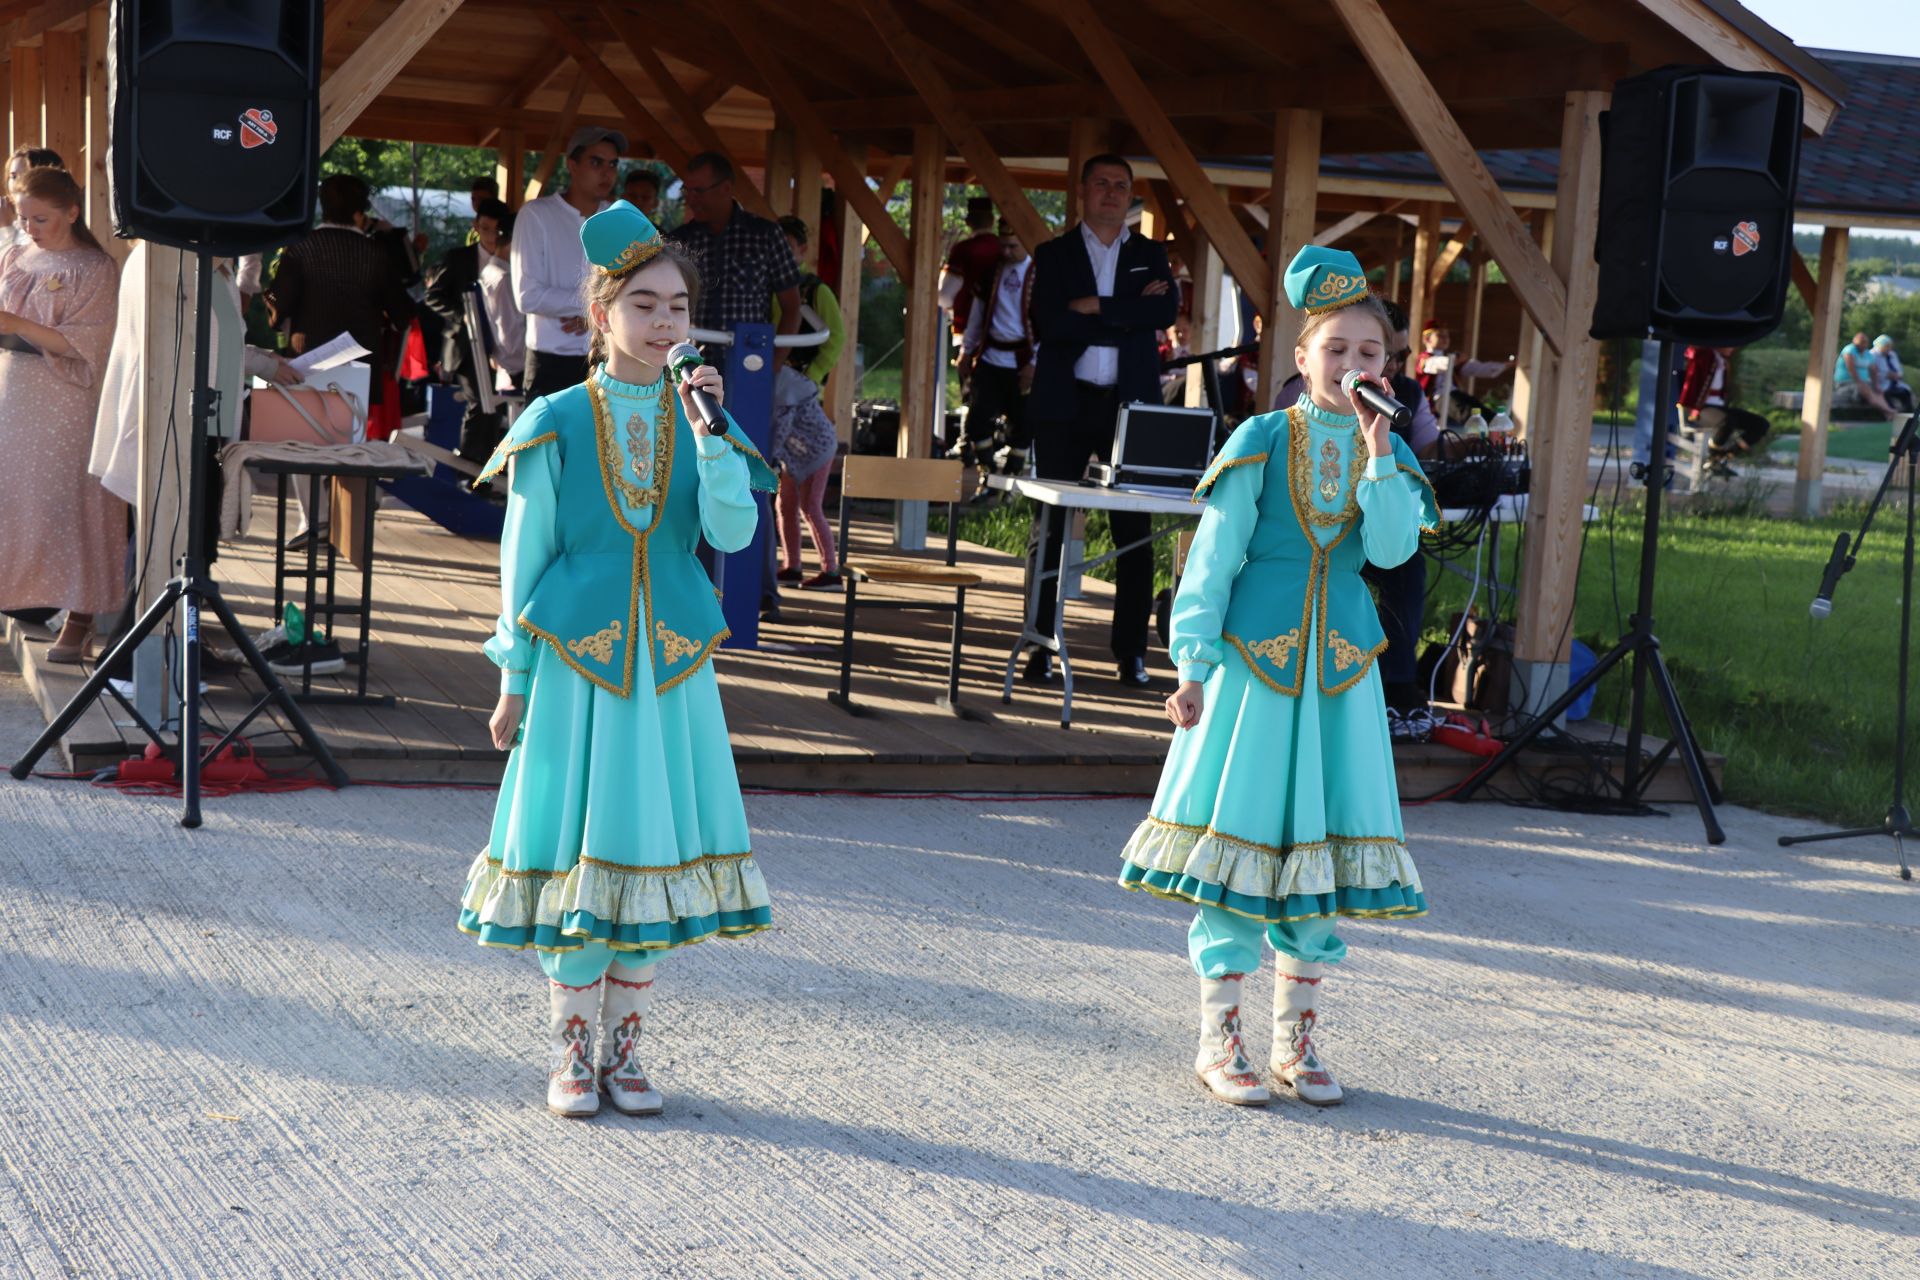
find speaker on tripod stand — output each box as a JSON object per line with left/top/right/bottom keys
{"left": 10, "top": 0, "right": 347, "bottom": 826}
{"left": 1453, "top": 66, "right": 1805, "bottom": 845}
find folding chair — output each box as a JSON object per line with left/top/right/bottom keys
{"left": 829, "top": 456, "right": 985, "bottom": 719}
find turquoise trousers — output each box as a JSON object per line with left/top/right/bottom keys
{"left": 540, "top": 941, "right": 665, "bottom": 986}
{"left": 1188, "top": 906, "right": 1346, "bottom": 978}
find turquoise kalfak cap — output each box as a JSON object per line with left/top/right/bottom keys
{"left": 580, "top": 198, "right": 664, "bottom": 277}
{"left": 1283, "top": 244, "right": 1370, "bottom": 314}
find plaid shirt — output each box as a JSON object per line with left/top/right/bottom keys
{"left": 665, "top": 202, "right": 803, "bottom": 332}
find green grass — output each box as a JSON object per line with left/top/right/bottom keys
{"left": 854, "top": 365, "right": 964, "bottom": 409}
{"left": 1770, "top": 422, "right": 1904, "bottom": 464}
{"left": 945, "top": 491, "right": 1906, "bottom": 826}
{"left": 937, "top": 498, "right": 1186, "bottom": 597}
{"left": 1423, "top": 498, "right": 1909, "bottom": 827}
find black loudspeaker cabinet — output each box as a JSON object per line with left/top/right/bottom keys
{"left": 1591, "top": 65, "right": 1802, "bottom": 347}
{"left": 108, "top": 0, "right": 322, "bottom": 253}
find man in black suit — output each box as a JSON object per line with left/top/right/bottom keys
{"left": 426, "top": 197, "right": 514, "bottom": 463}
{"left": 1026, "top": 154, "right": 1179, "bottom": 687}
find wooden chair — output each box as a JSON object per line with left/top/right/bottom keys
{"left": 829, "top": 456, "right": 985, "bottom": 719}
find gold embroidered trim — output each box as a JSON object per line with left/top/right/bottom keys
{"left": 655, "top": 620, "right": 701, "bottom": 664}
{"left": 1302, "top": 270, "right": 1369, "bottom": 314}
{"left": 1121, "top": 880, "right": 1426, "bottom": 924}
{"left": 718, "top": 431, "right": 777, "bottom": 491}
{"left": 1191, "top": 451, "right": 1268, "bottom": 501}
{"left": 1134, "top": 814, "right": 1408, "bottom": 860}
{"left": 1225, "top": 633, "right": 1295, "bottom": 695}
{"left": 1287, "top": 406, "right": 1368, "bottom": 528}
{"left": 1326, "top": 628, "right": 1366, "bottom": 670}
{"left": 603, "top": 236, "right": 664, "bottom": 277}
{"left": 655, "top": 628, "right": 729, "bottom": 693}
{"left": 567, "top": 619, "right": 623, "bottom": 664}
{"left": 1398, "top": 462, "right": 1443, "bottom": 533}
{"left": 1246, "top": 629, "right": 1301, "bottom": 670}
{"left": 479, "top": 850, "right": 754, "bottom": 880}
{"left": 593, "top": 374, "right": 674, "bottom": 512}
{"left": 473, "top": 430, "right": 558, "bottom": 487}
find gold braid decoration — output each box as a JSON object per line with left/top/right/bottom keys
{"left": 1326, "top": 628, "right": 1367, "bottom": 670}
{"left": 591, "top": 374, "right": 675, "bottom": 511}
{"left": 1247, "top": 630, "right": 1301, "bottom": 670}
{"left": 603, "top": 237, "right": 664, "bottom": 277}
{"left": 655, "top": 620, "right": 701, "bottom": 664}
{"left": 1286, "top": 407, "right": 1369, "bottom": 528}
{"left": 1302, "top": 270, "right": 1369, "bottom": 313}
{"left": 567, "top": 620, "right": 623, "bottom": 664}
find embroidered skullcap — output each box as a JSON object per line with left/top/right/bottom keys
{"left": 581, "top": 199, "right": 664, "bottom": 277}
{"left": 1283, "top": 245, "right": 1371, "bottom": 315}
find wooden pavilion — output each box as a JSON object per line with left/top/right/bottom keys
{"left": 0, "top": 0, "right": 1841, "bottom": 777}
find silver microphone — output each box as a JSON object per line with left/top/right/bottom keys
{"left": 666, "top": 341, "right": 727, "bottom": 435}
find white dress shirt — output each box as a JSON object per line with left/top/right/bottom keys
{"left": 1072, "top": 222, "right": 1129, "bottom": 387}
{"left": 510, "top": 193, "right": 605, "bottom": 357}
{"left": 963, "top": 257, "right": 1031, "bottom": 369}
{"left": 479, "top": 251, "right": 526, "bottom": 377}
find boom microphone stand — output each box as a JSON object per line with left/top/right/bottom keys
{"left": 1778, "top": 413, "right": 1918, "bottom": 879}
{"left": 1452, "top": 335, "right": 1726, "bottom": 844}
{"left": 10, "top": 249, "right": 348, "bottom": 826}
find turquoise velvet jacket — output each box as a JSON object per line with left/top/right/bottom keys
{"left": 477, "top": 373, "right": 777, "bottom": 699}
{"left": 1173, "top": 404, "right": 1440, "bottom": 696}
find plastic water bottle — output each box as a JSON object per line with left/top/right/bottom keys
{"left": 1489, "top": 410, "right": 1514, "bottom": 445}
{"left": 1463, "top": 410, "right": 1489, "bottom": 437}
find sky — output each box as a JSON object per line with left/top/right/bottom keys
{"left": 1742, "top": 0, "right": 1920, "bottom": 59}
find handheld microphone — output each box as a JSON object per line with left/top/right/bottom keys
{"left": 1809, "top": 532, "right": 1852, "bottom": 619}
{"left": 666, "top": 342, "right": 728, "bottom": 435}
{"left": 1341, "top": 369, "right": 1412, "bottom": 431}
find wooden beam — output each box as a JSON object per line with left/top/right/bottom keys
{"left": 1184, "top": 200, "right": 1224, "bottom": 409}
{"left": 1328, "top": 0, "right": 1567, "bottom": 355}
{"left": 11, "top": 42, "right": 39, "bottom": 151}
{"left": 39, "top": 25, "right": 77, "bottom": 169}
{"left": 1427, "top": 226, "right": 1472, "bottom": 293}
{"left": 599, "top": 3, "right": 773, "bottom": 217}
{"left": 857, "top": 0, "right": 1050, "bottom": 253}
{"left": 1510, "top": 210, "right": 1550, "bottom": 437}
{"left": 322, "top": 0, "right": 380, "bottom": 61}
{"left": 537, "top": 13, "right": 688, "bottom": 171}
{"left": 1064, "top": 117, "right": 1104, "bottom": 229}
{"left": 1386, "top": 219, "right": 1403, "bottom": 304}
{"left": 0, "top": 58, "right": 11, "bottom": 171}
{"left": 495, "top": 131, "right": 524, "bottom": 208}
{"left": 1463, "top": 251, "right": 1488, "bottom": 371}
{"left": 82, "top": 5, "right": 116, "bottom": 262}
{"left": 1790, "top": 248, "right": 1817, "bottom": 311}
{"left": 1258, "top": 109, "right": 1320, "bottom": 410}
{"left": 1627, "top": 0, "right": 1837, "bottom": 134}
{"left": 0, "top": 0, "right": 93, "bottom": 54}
{"left": 1313, "top": 209, "right": 1377, "bottom": 247}
{"left": 1053, "top": 0, "right": 1272, "bottom": 315}
{"left": 793, "top": 130, "right": 822, "bottom": 250}
{"left": 1146, "top": 178, "right": 1197, "bottom": 276}
{"left": 1407, "top": 202, "right": 1440, "bottom": 346}
{"left": 826, "top": 144, "right": 867, "bottom": 439}
{"left": 764, "top": 124, "right": 795, "bottom": 216}
{"left": 901, "top": 122, "right": 944, "bottom": 458}
{"left": 524, "top": 73, "right": 588, "bottom": 203}
{"left": 691, "top": 74, "right": 733, "bottom": 114}
{"left": 715, "top": 3, "right": 914, "bottom": 281}
{"left": 1795, "top": 227, "right": 1849, "bottom": 517}
{"left": 320, "top": 0, "right": 467, "bottom": 149}
{"left": 1514, "top": 91, "right": 1607, "bottom": 669}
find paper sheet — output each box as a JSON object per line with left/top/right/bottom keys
{"left": 288, "top": 332, "right": 371, "bottom": 378}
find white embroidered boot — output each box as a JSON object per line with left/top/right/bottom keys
{"left": 1271, "top": 959, "right": 1343, "bottom": 1106}
{"left": 598, "top": 964, "right": 664, "bottom": 1116}
{"left": 1195, "top": 973, "right": 1270, "bottom": 1106}
{"left": 546, "top": 979, "right": 602, "bottom": 1118}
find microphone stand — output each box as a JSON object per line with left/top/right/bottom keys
{"left": 1779, "top": 411, "right": 1919, "bottom": 879}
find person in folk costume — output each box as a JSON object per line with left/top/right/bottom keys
{"left": 458, "top": 200, "right": 779, "bottom": 1119}
{"left": 1119, "top": 247, "right": 1435, "bottom": 1108}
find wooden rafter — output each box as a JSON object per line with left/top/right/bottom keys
{"left": 857, "top": 0, "right": 1049, "bottom": 252}
{"left": 714, "top": 0, "right": 913, "bottom": 279}
{"left": 538, "top": 12, "right": 689, "bottom": 171}
{"left": 525, "top": 72, "right": 589, "bottom": 202}
{"left": 320, "top": 0, "right": 468, "bottom": 149}
{"left": 1427, "top": 226, "right": 1473, "bottom": 292}
{"left": 1790, "top": 248, "right": 1817, "bottom": 310}
{"left": 323, "top": 0, "right": 380, "bottom": 62}
{"left": 1327, "top": 0, "right": 1566, "bottom": 354}
{"left": 1052, "top": 0, "right": 1271, "bottom": 314}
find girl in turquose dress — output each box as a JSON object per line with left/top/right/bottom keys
{"left": 458, "top": 200, "right": 778, "bottom": 1119}
{"left": 1118, "top": 246, "right": 1437, "bottom": 1108}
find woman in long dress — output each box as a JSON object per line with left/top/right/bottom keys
{"left": 0, "top": 164, "right": 122, "bottom": 662}
{"left": 458, "top": 200, "right": 777, "bottom": 1119}
{"left": 1119, "top": 246, "right": 1434, "bottom": 1108}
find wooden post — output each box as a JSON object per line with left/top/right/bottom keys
{"left": 1510, "top": 210, "right": 1550, "bottom": 436}
{"left": 1407, "top": 202, "right": 1440, "bottom": 347}
{"left": 1386, "top": 220, "right": 1404, "bottom": 304}
{"left": 1463, "top": 249, "right": 1488, "bottom": 373}
{"left": 825, "top": 148, "right": 867, "bottom": 443}
{"left": 1185, "top": 213, "right": 1223, "bottom": 409}
{"left": 1064, "top": 117, "right": 1105, "bottom": 228}
{"left": 1258, "top": 108, "right": 1320, "bottom": 410}
{"left": 85, "top": 7, "right": 117, "bottom": 262}
{"left": 900, "top": 123, "right": 944, "bottom": 460}
{"left": 1795, "top": 226, "right": 1850, "bottom": 518}
{"left": 764, "top": 124, "right": 795, "bottom": 217}
{"left": 319, "top": 0, "right": 467, "bottom": 148}
{"left": 41, "top": 28, "right": 80, "bottom": 173}
{"left": 524, "top": 73, "right": 588, "bottom": 203}
{"left": 0, "top": 60, "right": 10, "bottom": 165}
{"left": 793, "top": 132, "right": 822, "bottom": 258}
{"left": 494, "top": 131, "right": 524, "bottom": 208}
{"left": 12, "top": 44, "right": 40, "bottom": 149}
{"left": 1513, "top": 92, "right": 1608, "bottom": 689}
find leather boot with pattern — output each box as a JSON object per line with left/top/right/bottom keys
{"left": 546, "top": 979, "right": 602, "bottom": 1118}
{"left": 1194, "top": 974, "right": 1270, "bottom": 1106}
{"left": 1271, "top": 959, "right": 1343, "bottom": 1106}
{"left": 598, "top": 964, "right": 664, "bottom": 1116}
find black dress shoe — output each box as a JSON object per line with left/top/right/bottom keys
{"left": 1024, "top": 651, "right": 1058, "bottom": 684}
{"left": 1118, "top": 655, "right": 1152, "bottom": 687}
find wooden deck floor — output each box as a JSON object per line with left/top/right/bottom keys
{"left": 5, "top": 491, "right": 1718, "bottom": 799}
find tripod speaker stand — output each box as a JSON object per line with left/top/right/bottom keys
{"left": 1778, "top": 414, "right": 1918, "bottom": 879}
{"left": 9, "top": 250, "right": 348, "bottom": 826}
{"left": 1452, "top": 336, "right": 1725, "bottom": 844}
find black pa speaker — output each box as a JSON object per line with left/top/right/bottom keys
{"left": 1591, "top": 66, "right": 1803, "bottom": 347}
{"left": 108, "top": 0, "right": 322, "bottom": 253}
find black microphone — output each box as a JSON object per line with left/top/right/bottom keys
{"left": 1341, "top": 369, "right": 1412, "bottom": 431}
{"left": 1810, "top": 532, "right": 1852, "bottom": 620}
{"left": 666, "top": 341, "right": 728, "bottom": 435}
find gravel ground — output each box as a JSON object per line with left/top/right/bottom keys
{"left": 0, "top": 660, "right": 1914, "bottom": 1279}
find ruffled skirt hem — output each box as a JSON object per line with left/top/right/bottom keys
{"left": 1117, "top": 815, "right": 1427, "bottom": 924}
{"left": 456, "top": 847, "right": 773, "bottom": 954}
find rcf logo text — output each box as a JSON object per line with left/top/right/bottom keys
{"left": 1712, "top": 220, "right": 1762, "bottom": 256}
